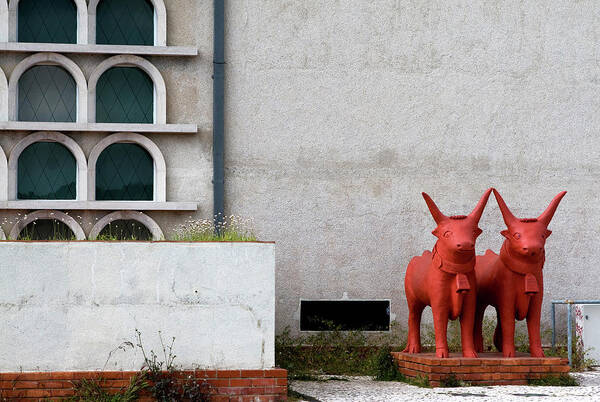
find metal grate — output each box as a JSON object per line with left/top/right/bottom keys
{"left": 18, "top": 219, "right": 75, "bottom": 240}
{"left": 96, "top": 0, "right": 154, "bottom": 45}
{"left": 96, "top": 67, "right": 153, "bottom": 124}
{"left": 96, "top": 143, "right": 153, "bottom": 201}
{"left": 18, "top": 66, "right": 76, "bottom": 122}
{"left": 97, "top": 219, "right": 152, "bottom": 240}
{"left": 18, "top": 142, "right": 77, "bottom": 200}
{"left": 18, "top": 0, "right": 77, "bottom": 44}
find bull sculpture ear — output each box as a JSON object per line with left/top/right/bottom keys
{"left": 493, "top": 189, "right": 518, "bottom": 227}
{"left": 500, "top": 230, "right": 510, "bottom": 239}
{"left": 474, "top": 227, "right": 483, "bottom": 237}
{"left": 422, "top": 192, "right": 447, "bottom": 225}
{"left": 469, "top": 188, "right": 493, "bottom": 224}
{"left": 431, "top": 228, "right": 441, "bottom": 238}
{"left": 538, "top": 191, "right": 567, "bottom": 227}
{"left": 544, "top": 229, "right": 552, "bottom": 238}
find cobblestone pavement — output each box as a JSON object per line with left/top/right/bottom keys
{"left": 290, "top": 371, "right": 600, "bottom": 402}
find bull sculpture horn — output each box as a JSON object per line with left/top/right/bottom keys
{"left": 538, "top": 191, "right": 567, "bottom": 227}
{"left": 493, "top": 189, "right": 518, "bottom": 226}
{"left": 469, "top": 188, "right": 493, "bottom": 223}
{"left": 422, "top": 192, "right": 447, "bottom": 224}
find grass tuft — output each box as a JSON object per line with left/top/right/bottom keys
{"left": 172, "top": 215, "right": 257, "bottom": 242}
{"left": 528, "top": 374, "right": 579, "bottom": 386}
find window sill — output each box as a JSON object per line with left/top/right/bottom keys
{"left": 0, "top": 121, "right": 197, "bottom": 134}
{"left": 1, "top": 200, "right": 198, "bottom": 211}
{"left": 0, "top": 42, "right": 198, "bottom": 57}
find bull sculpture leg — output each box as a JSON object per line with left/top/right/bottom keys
{"left": 498, "top": 304, "right": 516, "bottom": 357}
{"left": 404, "top": 301, "right": 425, "bottom": 353}
{"left": 460, "top": 287, "right": 478, "bottom": 358}
{"left": 432, "top": 307, "right": 450, "bottom": 358}
{"left": 527, "top": 293, "right": 545, "bottom": 357}
{"left": 473, "top": 304, "right": 486, "bottom": 353}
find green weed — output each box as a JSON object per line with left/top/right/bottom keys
{"left": 275, "top": 323, "right": 405, "bottom": 379}
{"left": 528, "top": 374, "right": 579, "bottom": 386}
{"left": 69, "top": 374, "right": 147, "bottom": 402}
{"left": 135, "top": 329, "right": 211, "bottom": 401}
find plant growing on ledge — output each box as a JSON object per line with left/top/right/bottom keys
{"left": 136, "top": 329, "right": 211, "bottom": 401}
{"left": 173, "top": 215, "right": 257, "bottom": 242}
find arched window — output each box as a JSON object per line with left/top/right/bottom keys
{"left": 18, "top": 219, "right": 75, "bottom": 240}
{"left": 18, "top": 65, "right": 76, "bottom": 122}
{"left": 97, "top": 220, "right": 152, "bottom": 240}
{"left": 9, "top": 210, "right": 85, "bottom": 239}
{"left": 88, "top": 211, "right": 163, "bottom": 240}
{"left": 95, "top": 143, "right": 153, "bottom": 201}
{"left": 18, "top": 0, "right": 77, "bottom": 44}
{"left": 96, "top": 0, "right": 154, "bottom": 45}
{"left": 96, "top": 67, "right": 153, "bottom": 124}
{"left": 17, "top": 141, "right": 76, "bottom": 200}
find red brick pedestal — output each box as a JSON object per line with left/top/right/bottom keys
{"left": 0, "top": 369, "right": 287, "bottom": 401}
{"left": 392, "top": 352, "right": 569, "bottom": 387}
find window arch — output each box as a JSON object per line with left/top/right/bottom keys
{"left": 18, "top": 65, "right": 76, "bottom": 122}
{"left": 0, "top": 66, "right": 7, "bottom": 121}
{"left": 9, "top": 0, "right": 87, "bottom": 44}
{"left": 88, "top": 0, "right": 166, "bottom": 46}
{"left": 8, "top": 132, "right": 87, "bottom": 201}
{"left": 18, "top": 141, "right": 76, "bottom": 199}
{"left": 88, "top": 55, "right": 165, "bottom": 124}
{"left": 87, "top": 133, "right": 166, "bottom": 202}
{"left": 8, "top": 53, "right": 88, "bottom": 122}
{"left": 0, "top": 0, "right": 8, "bottom": 43}
{"left": 88, "top": 211, "right": 163, "bottom": 240}
{"left": 95, "top": 143, "right": 153, "bottom": 200}
{"left": 96, "top": 67, "right": 153, "bottom": 123}
{"left": 9, "top": 210, "right": 85, "bottom": 240}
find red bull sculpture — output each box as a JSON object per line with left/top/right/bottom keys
{"left": 474, "top": 189, "right": 566, "bottom": 357}
{"left": 403, "top": 189, "right": 492, "bottom": 358}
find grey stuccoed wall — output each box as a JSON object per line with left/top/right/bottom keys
{"left": 0, "top": 242, "right": 275, "bottom": 371}
{"left": 223, "top": 1, "right": 600, "bottom": 335}
{"left": 0, "top": 1, "right": 596, "bottom": 339}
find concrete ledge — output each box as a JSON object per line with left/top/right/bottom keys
{"left": 0, "top": 242, "right": 276, "bottom": 371}
{"left": 0, "top": 200, "right": 198, "bottom": 211}
{"left": 0, "top": 42, "right": 198, "bottom": 56}
{"left": 0, "top": 121, "right": 198, "bottom": 134}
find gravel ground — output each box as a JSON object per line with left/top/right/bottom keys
{"left": 290, "top": 371, "right": 600, "bottom": 402}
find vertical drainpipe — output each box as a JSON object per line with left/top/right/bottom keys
{"left": 213, "top": 0, "right": 225, "bottom": 233}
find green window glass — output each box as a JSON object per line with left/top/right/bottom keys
{"left": 18, "top": 142, "right": 77, "bottom": 200}
{"left": 96, "top": 143, "right": 153, "bottom": 201}
{"left": 18, "top": 0, "right": 77, "bottom": 43}
{"left": 18, "top": 66, "right": 76, "bottom": 122}
{"left": 98, "top": 220, "right": 152, "bottom": 240}
{"left": 97, "top": 0, "right": 154, "bottom": 45}
{"left": 18, "top": 219, "right": 75, "bottom": 240}
{"left": 96, "top": 67, "right": 153, "bottom": 124}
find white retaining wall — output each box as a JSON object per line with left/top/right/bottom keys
{"left": 0, "top": 242, "right": 275, "bottom": 372}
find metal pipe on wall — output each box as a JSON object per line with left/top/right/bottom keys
{"left": 213, "top": 0, "right": 225, "bottom": 233}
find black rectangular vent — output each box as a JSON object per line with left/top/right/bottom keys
{"left": 300, "top": 300, "right": 390, "bottom": 331}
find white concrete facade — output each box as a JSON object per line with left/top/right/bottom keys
{"left": 0, "top": 242, "right": 275, "bottom": 371}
